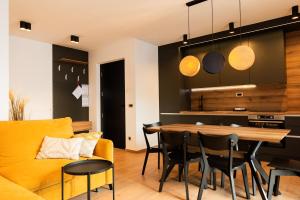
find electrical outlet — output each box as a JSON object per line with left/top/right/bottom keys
{"left": 236, "top": 92, "right": 243, "bottom": 97}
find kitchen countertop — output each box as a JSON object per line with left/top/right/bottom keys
{"left": 160, "top": 111, "right": 300, "bottom": 117}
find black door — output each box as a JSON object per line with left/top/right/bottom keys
{"left": 100, "top": 60, "right": 126, "bottom": 149}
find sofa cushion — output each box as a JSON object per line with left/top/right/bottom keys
{"left": 0, "top": 176, "right": 44, "bottom": 200}
{"left": 0, "top": 156, "right": 105, "bottom": 192}
{"left": 0, "top": 118, "right": 73, "bottom": 168}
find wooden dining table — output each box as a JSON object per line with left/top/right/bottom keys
{"left": 147, "top": 124, "right": 291, "bottom": 200}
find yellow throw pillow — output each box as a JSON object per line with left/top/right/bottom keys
{"left": 73, "top": 132, "right": 102, "bottom": 158}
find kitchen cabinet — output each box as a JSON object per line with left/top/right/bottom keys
{"left": 181, "top": 30, "right": 285, "bottom": 88}
{"left": 249, "top": 31, "right": 286, "bottom": 84}
{"left": 159, "top": 43, "right": 188, "bottom": 112}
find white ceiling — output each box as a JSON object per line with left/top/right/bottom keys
{"left": 10, "top": 0, "right": 300, "bottom": 51}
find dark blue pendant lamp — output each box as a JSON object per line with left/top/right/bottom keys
{"left": 202, "top": 0, "right": 225, "bottom": 74}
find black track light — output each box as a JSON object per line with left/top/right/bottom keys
{"left": 229, "top": 22, "right": 235, "bottom": 34}
{"left": 20, "top": 21, "right": 31, "bottom": 31}
{"left": 292, "top": 5, "right": 299, "bottom": 20}
{"left": 183, "top": 34, "right": 188, "bottom": 45}
{"left": 71, "top": 35, "right": 79, "bottom": 43}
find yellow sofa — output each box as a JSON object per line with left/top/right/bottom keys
{"left": 0, "top": 117, "right": 113, "bottom": 200}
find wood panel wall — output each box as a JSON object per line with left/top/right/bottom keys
{"left": 286, "top": 31, "right": 300, "bottom": 111}
{"left": 191, "top": 30, "right": 300, "bottom": 112}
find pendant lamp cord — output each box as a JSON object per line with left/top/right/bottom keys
{"left": 239, "top": 0, "right": 242, "bottom": 44}
{"left": 211, "top": 0, "right": 214, "bottom": 42}
{"left": 188, "top": 7, "right": 191, "bottom": 39}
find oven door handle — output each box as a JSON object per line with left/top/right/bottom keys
{"left": 248, "top": 120, "right": 284, "bottom": 124}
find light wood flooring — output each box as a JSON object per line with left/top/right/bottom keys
{"left": 73, "top": 149, "right": 300, "bottom": 200}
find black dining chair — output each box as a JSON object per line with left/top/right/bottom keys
{"left": 159, "top": 130, "right": 202, "bottom": 200}
{"left": 142, "top": 122, "right": 162, "bottom": 175}
{"left": 267, "top": 158, "right": 300, "bottom": 200}
{"left": 197, "top": 132, "right": 250, "bottom": 200}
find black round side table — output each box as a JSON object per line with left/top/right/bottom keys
{"left": 61, "top": 159, "right": 115, "bottom": 200}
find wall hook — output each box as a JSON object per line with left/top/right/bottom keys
{"left": 65, "top": 74, "right": 68, "bottom": 80}
{"left": 58, "top": 65, "right": 61, "bottom": 71}
{"left": 71, "top": 67, "right": 74, "bottom": 73}
{"left": 83, "top": 68, "right": 86, "bottom": 75}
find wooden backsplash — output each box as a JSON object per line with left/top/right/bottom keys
{"left": 191, "top": 31, "right": 300, "bottom": 112}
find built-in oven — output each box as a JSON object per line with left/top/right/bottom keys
{"left": 248, "top": 115, "right": 285, "bottom": 129}
{"left": 248, "top": 115, "right": 286, "bottom": 161}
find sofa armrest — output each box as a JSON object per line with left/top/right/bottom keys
{"left": 94, "top": 138, "right": 114, "bottom": 162}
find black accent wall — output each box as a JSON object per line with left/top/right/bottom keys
{"left": 52, "top": 45, "right": 89, "bottom": 121}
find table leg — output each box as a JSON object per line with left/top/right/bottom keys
{"left": 61, "top": 167, "right": 64, "bottom": 200}
{"left": 113, "top": 165, "right": 115, "bottom": 200}
{"left": 87, "top": 173, "right": 91, "bottom": 200}
{"left": 246, "top": 141, "right": 268, "bottom": 200}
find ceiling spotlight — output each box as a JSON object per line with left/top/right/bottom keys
{"left": 229, "top": 22, "right": 235, "bottom": 34}
{"left": 70, "top": 35, "right": 79, "bottom": 43}
{"left": 20, "top": 21, "right": 31, "bottom": 31}
{"left": 292, "top": 5, "right": 299, "bottom": 20}
{"left": 183, "top": 34, "right": 188, "bottom": 45}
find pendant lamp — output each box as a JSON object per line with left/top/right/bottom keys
{"left": 229, "top": 0, "right": 255, "bottom": 71}
{"left": 179, "top": 5, "right": 200, "bottom": 77}
{"left": 179, "top": 55, "right": 200, "bottom": 77}
{"left": 202, "top": 0, "right": 225, "bottom": 74}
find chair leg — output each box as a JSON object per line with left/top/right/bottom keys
{"left": 221, "top": 172, "right": 225, "bottom": 188}
{"left": 198, "top": 162, "right": 201, "bottom": 171}
{"left": 197, "top": 166, "right": 209, "bottom": 200}
{"left": 212, "top": 169, "right": 217, "bottom": 190}
{"left": 184, "top": 163, "right": 190, "bottom": 200}
{"left": 159, "top": 158, "right": 169, "bottom": 192}
{"left": 241, "top": 166, "right": 250, "bottom": 199}
{"left": 251, "top": 171, "right": 257, "bottom": 196}
{"left": 229, "top": 172, "right": 237, "bottom": 200}
{"left": 164, "top": 162, "right": 176, "bottom": 182}
{"left": 267, "top": 169, "right": 276, "bottom": 200}
{"left": 158, "top": 151, "right": 160, "bottom": 169}
{"left": 273, "top": 176, "right": 280, "bottom": 196}
{"left": 142, "top": 151, "right": 149, "bottom": 175}
{"left": 233, "top": 170, "right": 237, "bottom": 179}
{"left": 178, "top": 164, "right": 184, "bottom": 182}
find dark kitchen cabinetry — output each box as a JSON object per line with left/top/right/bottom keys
{"left": 249, "top": 31, "right": 286, "bottom": 84}
{"left": 181, "top": 31, "right": 285, "bottom": 88}
{"left": 159, "top": 43, "right": 188, "bottom": 112}
{"left": 285, "top": 117, "right": 300, "bottom": 136}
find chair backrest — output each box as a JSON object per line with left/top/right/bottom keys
{"left": 197, "top": 132, "right": 239, "bottom": 169}
{"left": 142, "top": 122, "right": 162, "bottom": 149}
{"left": 198, "top": 133, "right": 238, "bottom": 151}
{"left": 160, "top": 130, "right": 190, "bottom": 161}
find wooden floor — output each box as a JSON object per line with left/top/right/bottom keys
{"left": 73, "top": 149, "right": 300, "bottom": 200}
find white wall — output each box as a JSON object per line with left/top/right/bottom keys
{"left": 9, "top": 36, "right": 53, "bottom": 119}
{"left": 89, "top": 38, "right": 159, "bottom": 151}
{"left": 134, "top": 40, "right": 159, "bottom": 149}
{"left": 0, "top": 0, "right": 9, "bottom": 120}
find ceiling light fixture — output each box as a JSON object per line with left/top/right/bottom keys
{"left": 229, "top": 22, "right": 235, "bottom": 34}
{"left": 20, "top": 21, "right": 31, "bottom": 31}
{"left": 202, "top": 0, "right": 225, "bottom": 74}
{"left": 179, "top": 1, "right": 201, "bottom": 77}
{"left": 183, "top": 34, "right": 188, "bottom": 45}
{"left": 292, "top": 5, "right": 299, "bottom": 20}
{"left": 70, "top": 35, "right": 79, "bottom": 43}
{"left": 179, "top": 55, "right": 200, "bottom": 77}
{"left": 229, "top": 0, "right": 255, "bottom": 71}
{"left": 191, "top": 84, "right": 257, "bottom": 92}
